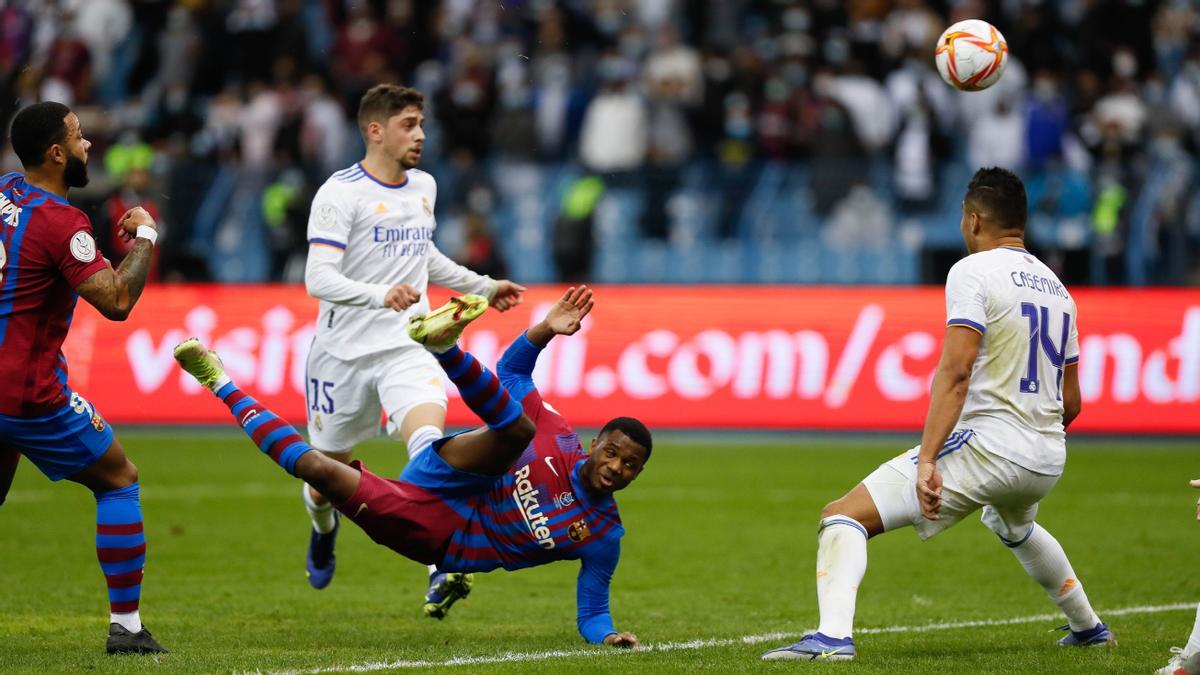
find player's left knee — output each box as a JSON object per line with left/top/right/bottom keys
{"left": 104, "top": 459, "right": 138, "bottom": 489}
{"left": 121, "top": 460, "right": 138, "bottom": 486}
{"left": 820, "top": 499, "right": 846, "bottom": 520}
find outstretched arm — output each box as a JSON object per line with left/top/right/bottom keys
{"left": 497, "top": 285, "right": 594, "bottom": 402}
{"left": 75, "top": 207, "right": 157, "bottom": 321}
{"left": 577, "top": 540, "right": 638, "bottom": 647}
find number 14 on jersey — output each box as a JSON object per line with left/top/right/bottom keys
{"left": 1019, "top": 302, "right": 1071, "bottom": 400}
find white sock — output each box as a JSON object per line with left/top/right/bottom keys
{"left": 815, "top": 516, "right": 868, "bottom": 639}
{"left": 1185, "top": 603, "right": 1200, "bottom": 657}
{"left": 406, "top": 425, "right": 443, "bottom": 460}
{"left": 428, "top": 564, "right": 438, "bottom": 577}
{"left": 1006, "top": 523, "right": 1100, "bottom": 631}
{"left": 111, "top": 610, "right": 141, "bottom": 633}
{"left": 211, "top": 372, "right": 231, "bottom": 392}
{"left": 302, "top": 482, "right": 336, "bottom": 535}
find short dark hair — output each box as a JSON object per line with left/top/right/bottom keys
{"left": 11, "top": 101, "right": 71, "bottom": 168}
{"left": 357, "top": 84, "right": 424, "bottom": 136}
{"left": 964, "top": 167, "right": 1027, "bottom": 232}
{"left": 599, "top": 417, "right": 652, "bottom": 461}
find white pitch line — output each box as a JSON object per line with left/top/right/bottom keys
{"left": 275, "top": 601, "right": 1197, "bottom": 673}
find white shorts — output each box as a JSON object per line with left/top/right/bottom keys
{"left": 305, "top": 342, "right": 447, "bottom": 452}
{"left": 861, "top": 431, "right": 1060, "bottom": 543}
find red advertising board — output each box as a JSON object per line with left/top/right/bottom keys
{"left": 59, "top": 285, "right": 1200, "bottom": 433}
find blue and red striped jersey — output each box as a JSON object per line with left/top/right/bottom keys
{"left": 442, "top": 393, "right": 624, "bottom": 572}
{"left": 0, "top": 172, "right": 107, "bottom": 417}
{"left": 441, "top": 333, "right": 625, "bottom": 643}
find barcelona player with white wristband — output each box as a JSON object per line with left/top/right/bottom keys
{"left": 0, "top": 102, "right": 166, "bottom": 654}
{"left": 763, "top": 168, "right": 1111, "bottom": 661}
{"left": 302, "top": 84, "right": 524, "bottom": 615}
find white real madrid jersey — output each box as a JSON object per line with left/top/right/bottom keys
{"left": 944, "top": 247, "right": 1079, "bottom": 476}
{"left": 305, "top": 164, "right": 460, "bottom": 361}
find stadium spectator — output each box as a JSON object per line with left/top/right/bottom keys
{"left": 458, "top": 212, "right": 509, "bottom": 281}
{"left": 1, "top": 0, "right": 1196, "bottom": 285}
{"left": 968, "top": 99, "right": 1025, "bottom": 171}
{"left": 579, "top": 56, "right": 647, "bottom": 178}
{"left": 99, "top": 137, "right": 162, "bottom": 282}
{"left": 298, "top": 74, "right": 350, "bottom": 178}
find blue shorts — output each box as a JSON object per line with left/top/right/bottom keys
{"left": 399, "top": 431, "right": 502, "bottom": 499}
{"left": 0, "top": 392, "right": 114, "bottom": 481}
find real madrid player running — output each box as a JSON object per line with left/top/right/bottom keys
{"left": 302, "top": 83, "right": 524, "bottom": 616}
{"left": 763, "top": 168, "right": 1111, "bottom": 661}
{"left": 175, "top": 286, "right": 647, "bottom": 647}
{"left": 0, "top": 102, "right": 166, "bottom": 654}
{"left": 1155, "top": 479, "right": 1200, "bottom": 675}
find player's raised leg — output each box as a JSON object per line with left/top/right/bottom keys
{"left": 68, "top": 440, "right": 168, "bottom": 655}
{"left": 761, "top": 483, "right": 882, "bottom": 661}
{"left": 410, "top": 295, "right": 534, "bottom": 473}
{"left": 173, "top": 339, "right": 363, "bottom": 505}
{"left": 408, "top": 295, "right": 534, "bottom": 618}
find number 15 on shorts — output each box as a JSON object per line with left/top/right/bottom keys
{"left": 309, "top": 379, "right": 334, "bottom": 414}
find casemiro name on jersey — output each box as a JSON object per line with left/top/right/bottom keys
{"left": 1010, "top": 270, "right": 1069, "bottom": 299}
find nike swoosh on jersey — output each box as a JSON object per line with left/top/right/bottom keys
{"left": 544, "top": 456, "right": 559, "bottom": 477}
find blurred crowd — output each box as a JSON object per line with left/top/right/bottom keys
{"left": 2, "top": 0, "right": 1199, "bottom": 284}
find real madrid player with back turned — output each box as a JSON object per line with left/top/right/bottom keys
{"left": 762, "top": 168, "right": 1111, "bottom": 661}
{"left": 302, "top": 84, "right": 524, "bottom": 615}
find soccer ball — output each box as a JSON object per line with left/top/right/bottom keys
{"left": 934, "top": 19, "right": 1008, "bottom": 92}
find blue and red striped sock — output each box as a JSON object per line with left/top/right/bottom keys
{"left": 216, "top": 382, "right": 312, "bottom": 475}
{"left": 434, "top": 346, "right": 523, "bottom": 430}
{"left": 95, "top": 483, "right": 145, "bottom": 631}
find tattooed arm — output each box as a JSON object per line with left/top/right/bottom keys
{"left": 76, "top": 207, "right": 157, "bottom": 322}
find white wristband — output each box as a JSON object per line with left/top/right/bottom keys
{"left": 136, "top": 225, "right": 158, "bottom": 246}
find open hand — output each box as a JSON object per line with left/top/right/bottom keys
{"left": 384, "top": 284, "right": 421, "bottom": 312}
{"left": 917, "top": 460, "right": 943, "bottom": 520}
{"left": 490, "top": 279, "right": 526, "bottom": 311}
{"left": 604, "top": 632, "right": 640, "bottom": 649}
{"left": 545, "top": 286, "right": 593, "bottom": 336}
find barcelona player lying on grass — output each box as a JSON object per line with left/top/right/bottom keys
{"left": 174, "top": 286, "right": 647, "bottom": 647}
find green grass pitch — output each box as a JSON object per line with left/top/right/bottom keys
{"left": 1, "top": 431, "right": 1196, "bottom": 673}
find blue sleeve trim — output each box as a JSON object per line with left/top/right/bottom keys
{"left": 1064, "top": 355, "right": 1079, "bottom": 365}
{"left": 497, "top": 332, "right": 543, "bottom": 403}
{"left": 309, "top": 238, "right": 346, "bottom": 250}
{"left": 947, "top": 318, "right": 986, "bottom": 334}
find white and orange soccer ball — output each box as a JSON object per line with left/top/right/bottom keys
{"left": 934, "top": 19, "right": 1009, "bottom": 92}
